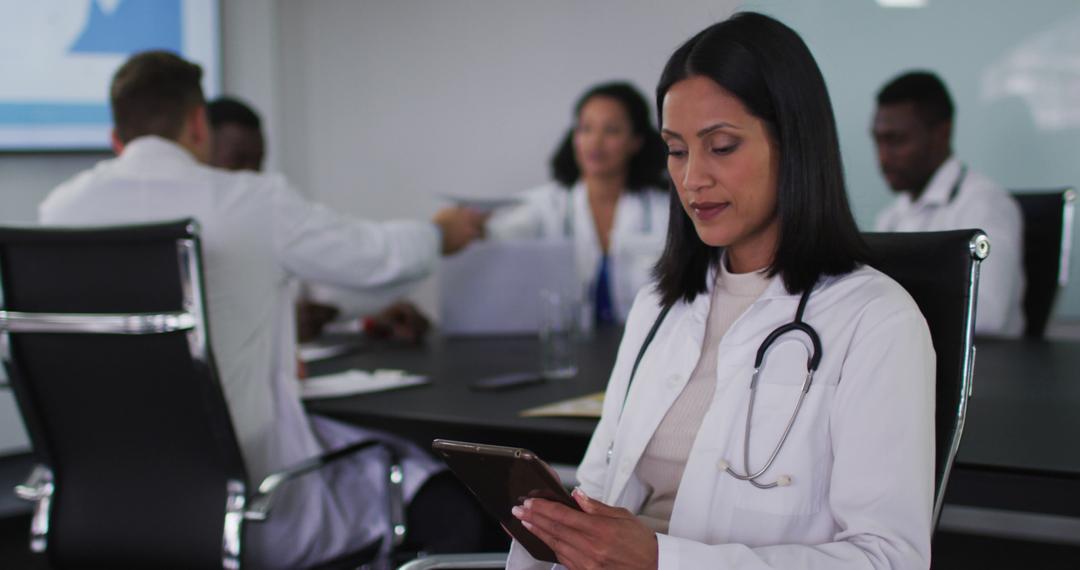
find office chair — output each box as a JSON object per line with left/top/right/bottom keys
{"left": 0, "top": 219, "right": 401, "bottom": 569}
{"left": 1010, "top": 188, "right": 1076, "bottom": 338}
{"left": 862, "top": 230, "right": 985, "bottom": 529}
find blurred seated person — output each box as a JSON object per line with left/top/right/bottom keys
{"left": 208, "top": 96, "right": 432, "bottom": 343}
{"left": 40, "top": 54, "right": 494, "bottom": 568}
{"left": 871, "top": 71, "right": 1024, "bottom": 337}
{"left": 485, "top": 82, "right": 669, "bottom": 324}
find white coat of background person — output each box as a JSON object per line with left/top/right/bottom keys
{"left": 205, "top": 96, "right": 433, "bottom": 343}
{"left": 872, "top": 70, "right": 1025, "bottom": 338}
{"left": 39, "top": 52, "right": 487, "bottom": 569}
{"left": 508, "top": 14, "right": 935, "bottom": 569}
{"left": 486, "top": 82, "right": 670, "bottom": 324}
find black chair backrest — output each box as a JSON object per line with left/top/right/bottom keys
{"left": 0, "top": 219, "right": 247, "bottom": 568}
{"left": 1010, "top": 189, "right": 1076, "bottom": 338}
{"left": 863, "top": 230, "right": 984, "bottom": 527}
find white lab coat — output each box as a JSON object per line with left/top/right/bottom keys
{"left": 876, "top": 157, "right": 1024, "bottom": 337}
{"left": 508, "top": 265, "right": 935, "bottom": 569}
{"left": 39, "top": 136, "right": 443, "bottom": 569}
{"left": 486, "top": 181, "right": 669, "bottom": 322}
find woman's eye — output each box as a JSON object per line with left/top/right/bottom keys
{"left": 666, "top": 148, "right": 687, "bottom": 158}
{"left": 712, "top": 144, "right": 737, "bottom": 155}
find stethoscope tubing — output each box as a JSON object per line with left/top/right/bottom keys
{"left": 612, "top": 282, "right": 821, "bottom": 490}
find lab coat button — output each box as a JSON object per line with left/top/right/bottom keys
{"left": 667, "top": 374, "right": 681, "bottom": 387}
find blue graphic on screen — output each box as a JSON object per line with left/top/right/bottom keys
{"left": 0, "top": 0, "right": 216, "bottom": 149}
{"left": 70, "top": 0, "right": 182, "bottom": 55}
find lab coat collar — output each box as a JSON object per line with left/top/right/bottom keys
{"left": 912, "top": 156, "right": 961, "bottom": 207}
{"left": 119, "top": 135, "right": 202, "bottom": 173}
{"left": 686, "top": 254, "right": 812, "bottom": 323}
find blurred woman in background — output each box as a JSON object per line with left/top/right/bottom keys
{"left": 486, "top": 82, "right": 668, "bottom": 324}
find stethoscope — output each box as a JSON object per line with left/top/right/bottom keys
{"left": 946, "top": 164, "right": 968, "bottom": 204}
{"left": 607, "top": 284, "right": 822, "bottom": 490}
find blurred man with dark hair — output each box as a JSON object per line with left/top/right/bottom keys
{"left": 40, "top": 51, "right": 493, "bottom": 568}
{"left": 872, "top": 70, "right": 1024, "bottom": 337}
{"left": 207, "top": 96, "right": 265, "bottom": 171}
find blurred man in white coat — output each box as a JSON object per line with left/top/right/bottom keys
{"left": 872, "top": 70, "right": 1025, "bottom": 337}
{"left": 40, "top": 51, "right": 494, "bottom": 568}
{"left": 206, "top": 96, "right": 432, "bottom": 344}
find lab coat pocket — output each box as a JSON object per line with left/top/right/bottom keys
{"left": 729, "top": 341, "right": 831, "bottom": 516}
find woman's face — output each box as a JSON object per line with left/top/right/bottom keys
{"left": 661, "top": 76, "right": 780, "bottom": 269}
{"left": 573, "top": 96, "right": 643, "bottom": 181}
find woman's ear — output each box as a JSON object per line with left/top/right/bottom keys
{"left": 186, "top": 105, "right": 213, "bottom": 163}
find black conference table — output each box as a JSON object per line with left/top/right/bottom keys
{"left": 306, "top": 328, "right": 1080, "bottom": 517}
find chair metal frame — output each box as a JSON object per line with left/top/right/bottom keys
{"left": 0, "top": 220, "right": 405, "bottom": 569}
{"left": 934, "top": 231, "right": 986, "bottom": 526}
{"left": 1057, "top": 188, "right": 1075, "bottom": 287}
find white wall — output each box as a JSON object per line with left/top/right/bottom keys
{"left": 273, "top": 0, "right": 1080, "bottom": 320}
{"left": 273, "top": 0, "right": 741, "bottom": 314}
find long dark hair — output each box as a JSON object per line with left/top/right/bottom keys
{"left": 550, "top": 82, "right": 667, "bottom": 191}
{"left": 653, "top": 12, "right": 869, "bottom": 307}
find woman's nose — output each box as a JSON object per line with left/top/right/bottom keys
{"left": 682, "top": 152, "right": 713, "bottom": 192}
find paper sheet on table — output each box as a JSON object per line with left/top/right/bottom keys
{"left": 439, "top": 193, "right": 522, "bottom": 212}
{"left": 300, "top": 369, "right": 428, "bottom": 399}
{"left": 298, "top": 339, "right": 364, "bottom": 363}
{"left": 520, "top": 392, "right": 605, "bottom": 418}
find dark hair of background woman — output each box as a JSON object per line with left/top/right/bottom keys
{"left": 550, "top": 82, "right": 668, "bottom": 191}
{"left": 653, "top": 12, "right": 869, "bottom": 307}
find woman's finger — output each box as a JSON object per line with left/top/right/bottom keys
{"left": 516, "top": 502, "right": 597, "bottom": 553}
{"left": 519, "top": 516, "right": 588, "bottom": 569}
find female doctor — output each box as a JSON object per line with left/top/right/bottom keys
{"left": 485, "top": 82, "right": 669, "bottom": 323}
{"left": 508, "top": 13, "right": 936, "bottom": 570}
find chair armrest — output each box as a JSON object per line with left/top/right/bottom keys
{"left": 245, "top": 439, "right": 382, "bottom": 521}
{"left": 397, "top": 552, "right": 508, "bottom": 569}
{"left": 14, "top": 464, "right": 52, "bottom": 501}
{"left": 13, "top": 464, "right": 54, "bottom": 553}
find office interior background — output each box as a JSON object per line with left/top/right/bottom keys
{"left": 0, "top": 0, "right": 1078, "bottom": 562}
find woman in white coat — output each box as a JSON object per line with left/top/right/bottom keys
{"left": 508, "top": 13, "right": 935, "bottom": 569}
{"left": 486, "top": 82, "right": 669, "bottom": 323}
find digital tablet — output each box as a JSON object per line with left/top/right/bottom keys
{"left": 431, "top": 439, "right": 579, "bottom": 563}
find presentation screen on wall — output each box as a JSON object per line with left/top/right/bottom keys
{"left": 0, "top": 0, "right": 220, "bottom": 151}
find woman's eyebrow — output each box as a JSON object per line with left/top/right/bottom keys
{"left": 696, "top": 122, "right": 739, "bottom": 137}
{"left": 662, "top": 122, "right": 740, "bottom": 141}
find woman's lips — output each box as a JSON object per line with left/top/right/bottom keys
{"left": 690, "top": 201, "right": 729, "bottom": 221}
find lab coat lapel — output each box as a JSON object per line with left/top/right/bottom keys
{"left": 570, "top": 182, "right": 600, "bottom": 289}
{"left": 606, "top": 279, "right": 712, "bottom": 504}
